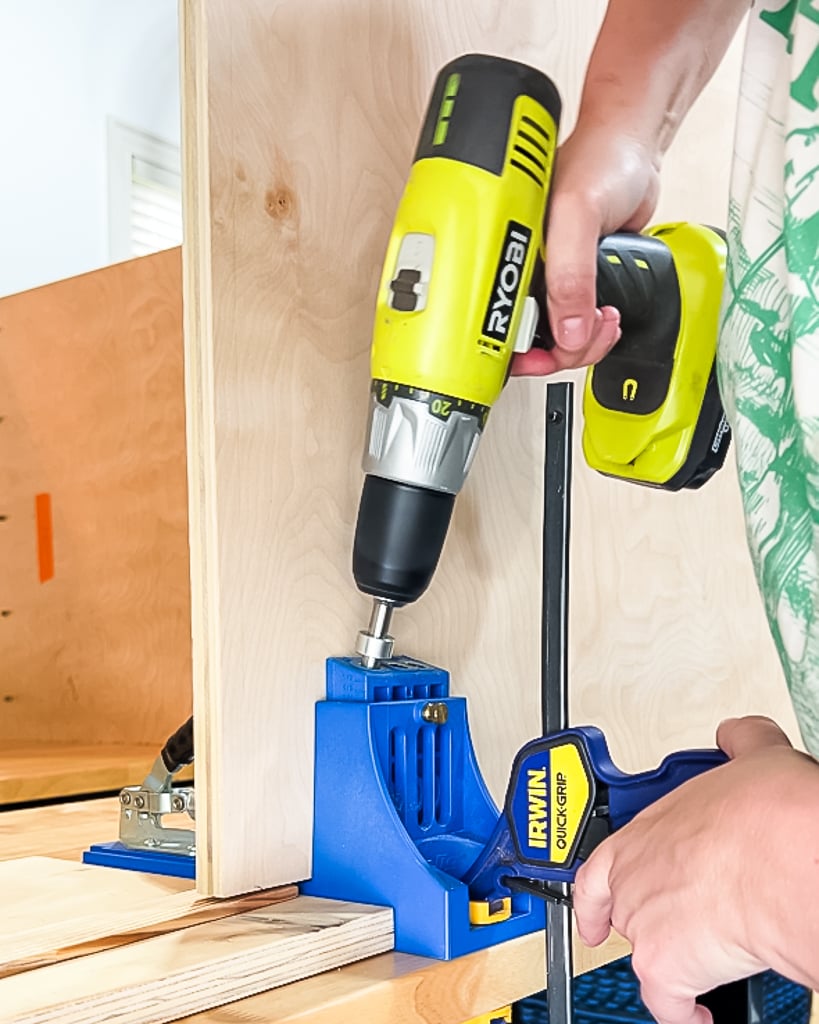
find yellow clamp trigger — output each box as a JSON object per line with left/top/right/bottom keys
{"left": 468, "top": 897, "right": 511, "bottom": 926}
{"left": 464, "top": 1006, "right": 512, "bottom": 1024}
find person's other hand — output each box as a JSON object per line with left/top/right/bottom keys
{"left": 573, "top": 716, "right": 819, "bottom": 1024}
{"left": 512, "top": 125, "right": 660, "bottom": 376}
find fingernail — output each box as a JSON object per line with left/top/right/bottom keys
{"left": 558, "top": 316, "right": 587, "bottom": 350}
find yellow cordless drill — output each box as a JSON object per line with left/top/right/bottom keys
{"left": 352, "top": 53, "right": 729, "bottom": 664}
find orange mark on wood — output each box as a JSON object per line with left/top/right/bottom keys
{"left": 35, "top": 493, "right": 54, "bottom": 583}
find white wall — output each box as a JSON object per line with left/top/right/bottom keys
{"left": 0, "top": 1, "right": 179, "bottom": 298}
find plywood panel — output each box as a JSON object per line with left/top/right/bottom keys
{"left": 0, "top": 857, "right": 193, "bottom": 967}
{"left": 0, "top": 858, "right": 296, "bottom": 980}
{"left": 183, "top": 0, "right": 795, "bottom": 899}
{"left": 0, "top": 895, "right": 394, "bottom": 1024}
{"left": 176, "top": 929, "right": 631, "bottom": 1024}
{"left": 182, "top": 0, "right": 606, "bottom": 897}
{"left": 0, "top": 248, "right": 191, "bottom": 747}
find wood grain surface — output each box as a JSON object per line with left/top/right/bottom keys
{"left": 0, "top": 248, "right": 191, "bottom": 748}
{"left": 0, "top": 798, "right": 120, "bottom": 862}
{"left": 0, "top": 744, "right": 194, "bottom": 805}
{"left": 0, "top": 856, "right": 296, "bottom": 980}
{"left": 175, "top": 929, "right": 631, "bottom": 1024}
{"left": 0, "top": 895, "right": 394, "bottom": 1024}
{"left": 0, "top": 857, "right": 193, "bottom": 967}
{"left": 182, "top": 0, "right": 796, "bottom": 898}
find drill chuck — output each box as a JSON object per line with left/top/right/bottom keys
{"left": 353, "top": 475, "right": 455, "bottom": 605}
{"left": 353, "top": 381, "right": 485, "bottom": 608}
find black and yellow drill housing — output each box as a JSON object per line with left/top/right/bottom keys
{"left": 371, "top": 54, "right": 561, "bottom": 410}
{"left": 353, "top": 55, "right": 562, "bottom": 606}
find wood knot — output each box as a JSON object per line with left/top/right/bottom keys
{"left": 264, "top": 187, "right": 295, "bottom": 221}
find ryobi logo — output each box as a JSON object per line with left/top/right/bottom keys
{"left": 482, "top": 221, "right": 532, "bottom": 343}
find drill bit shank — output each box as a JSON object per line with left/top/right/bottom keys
{"left": 355, "top": 597, "right": 395, "bottom": 667}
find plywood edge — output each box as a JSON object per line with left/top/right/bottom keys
{"left": 179, "top": 0, "right": 220, "bottom": 896}
{"left": 0, "top": 896, "right": 394, "bottom": 1024}
{"left": 2, "top": 883, "right": 297, "bottom": 980}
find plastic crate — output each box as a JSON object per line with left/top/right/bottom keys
{"left": 514, "top": 957, "right": 811, "bottom": 1024}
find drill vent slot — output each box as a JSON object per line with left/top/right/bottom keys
{"left": 509, "top": 114, "right": 551, "bottom": 189}
{"left": 517, "top": 128, "right": 550, "bottom": 159}
{"left": 521, "top": 114, "right": 550, "bottom": 141}
{"left": 513, "top": 143, "right": 546, "bottom": 175}
{"left": 510, "top": 158, "right": 544, "bottom": 189}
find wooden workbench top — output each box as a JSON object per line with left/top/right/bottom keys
{"left": 0, "top": 798, "right": 630, "bottom": 1023}
{"left": 0, "top": 744, "right": 192, "bottom": 807}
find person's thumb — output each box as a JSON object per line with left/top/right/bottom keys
{"left": 717, "top": 715, "right": 792, "bottom": 759}
{"left": 544, "top": 191, "right": 604, "bottom": 353}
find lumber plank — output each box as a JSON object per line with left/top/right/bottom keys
{"left": 2, "top": 887, "right": 296, "bottom": 980}
{"left": 0, "top": 799, "right": 119, "bottom": 863}
{"left": 0, "top": 857, "right": 296, "bottom": 979}
{"left": 0, "top": 248, "right": 190, "bottom": 749}
{"left": 0, "top": 858, "right": 194, "bottom": 967}
{"left": 176, "top": 928, "right": 631, "bottom": 1024}
{"left": 0, "top": 896, "right": 394, "bottom": 1024}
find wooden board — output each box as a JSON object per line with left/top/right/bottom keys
{"left": 0, "top": 744, "right": 193, "bottom": 805}
{"left": 0, "top": 895, "right": 394, "bottom": 1024}
{"left": 0, "top": 248, "right": 191, "bottom": 748}
{"left": 0, "top": 858, "right": 296, "bottom": 980}
{"left": 0, "top": 857, "right": 192, "bottom": 966}
{"left": 0, "top": 798, "right": 120, "bottom": 862}
{"left": 181, "top": 0, "right": 795, "bottom": 899}
{"left": 177, "top": 929, "right": 631, "bottom": 1024}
